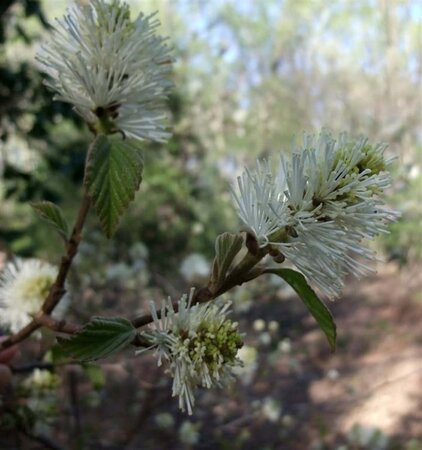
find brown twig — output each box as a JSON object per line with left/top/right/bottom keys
{"left": 1, "top": 201, "right": 266, "bottom": 348}
{"left": 43, "top": 190, "right": 91, "bottom": 315}
{"left": 2, "top": 247, "right": 266, "bottom": 345}
{"left": 0, "top": 137, "right": 96, "bottom": 350}
{"left": 131, "top": 247, "right": 266, "bottom": 329}
{"left": 0, "top": 314, "right": 81, "bottom": 351}
{"left": 36, "top": 313, "right": 81, "bottom": 335}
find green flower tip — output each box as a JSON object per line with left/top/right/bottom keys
{"left": 358, "top": 144, "right": 387, "bottom": 175}
{"left": 192, "top": 320, "right": 243, "bottom": 373}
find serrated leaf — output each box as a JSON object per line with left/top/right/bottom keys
{"left": 85, "top": 135, "right": 143, "bottom": 238}
{"left": 31, "top": 201, "right": 69, "bottom": 240}
{"left": 56, "top": 317, "right": 137, "bottom": 362}
{"left": 266, "top": 268, "right": 337, "bottom": 351}
{"left": 211, "top": 233, "right": 244, "bottom": 289}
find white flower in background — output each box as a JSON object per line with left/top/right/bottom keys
{"left": 179, "top": 420, "right": 201, "bottom": 446}
{"left": 37, "top": 0, "right": 173, "bottom": 142}
{"left": 23, "top": 369, "right": 61, "bottom": 393}
{"left": 22, "top": 369, "right": 61, "bottom": 427}
{"left": 258, "top": 331, "right": 272, "bottom": 347}
{"left": 0, "top": 258, "right": 69, "bottom": 333}
{"left": 278, "top": 338, "right": 291, "bottom": 354}
{"left": 261, "top": 397, "right": 282, "bottom": 423}
{"left": 326, "top": 368, "right": 340, "bottom": 381}
{"left": 231, "top": 130, "right": 398, "bottom": 298}
{"left": 252, "top": 318, "right": 266, "bottom": 332}
{"left": 347, "top": 424, "right": 389, "bottom": 450}
{"left": 233, "top": 345, "right": 258, "bottom": 385}
{"left": 268, "top": 320, "right": 279, "bottom": 333}
{"left": 180, "top": 253, "right": 209, "bottom": 282}
{"left": 139, "top": 289, "right": 243, "bottom": 414}
{"left": 154, "top": 412, "right": 175, "bottom": 429}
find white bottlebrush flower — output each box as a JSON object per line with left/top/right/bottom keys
{"left": 37, "top": 0, "right": 173, "bottom": 142}
{"left": 138, "top": 289, "right": 243, "bottom": 415}
{"left": 304, "top": 132, "right": 395, "bottom": 224}
{"left": 231, "top": 160, "right": 291, "bottom": 247}
{"left": 231, "top": 130, "right": 398, "bottom": 298}
{"left": 280, "top": 220, "right": 374, "bottom": 297}
{"left": 0, "top": 258, "right": 69, "bottom": 333}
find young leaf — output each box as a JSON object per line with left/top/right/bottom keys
{"left": 30, "top": 201, "right": 69, "bottom": 240}
{"left": 211, "top": 233, "right": 244, "bottom": 289}
{"left": 85, "top": 134, "right": 143, "bottom": 238}
{"left": 56, "top": 317, "right": 137, "bottom": 362}
{"left": 266, "top": 268, "right": 337, "bottom": 351}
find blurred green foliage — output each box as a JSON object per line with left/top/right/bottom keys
{"left": 384, "top": 152, "right": 422, "bottom": 263}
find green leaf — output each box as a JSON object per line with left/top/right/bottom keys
{"left": 211, "top": 232, "right": 244, "bottom": 289}
{"left": 85, "top": 134, "right": 143, "bottom": 238}
{"left": 30, "top": 201, "right": 69, "bottom": 240}
{"left": 266, "top": 268, "right": 337, "bottom": 351}
{"left": 56, "top": 317, "right": 137, "bottom": 362}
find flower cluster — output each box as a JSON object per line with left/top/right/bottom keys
{"left": 37, "top": 0, "right": 173, "bottom": 142}
{"left": 0, "top": 258, "right": 68, "bottom": 333}
{"left": 231, "top": 131, "right": 398, "bottom": 298}
{"left": 139, "top": 289, "right": 243, "bottom": 414}
{"left": 23, "top": 369, "right": 61, "bottom": 394}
